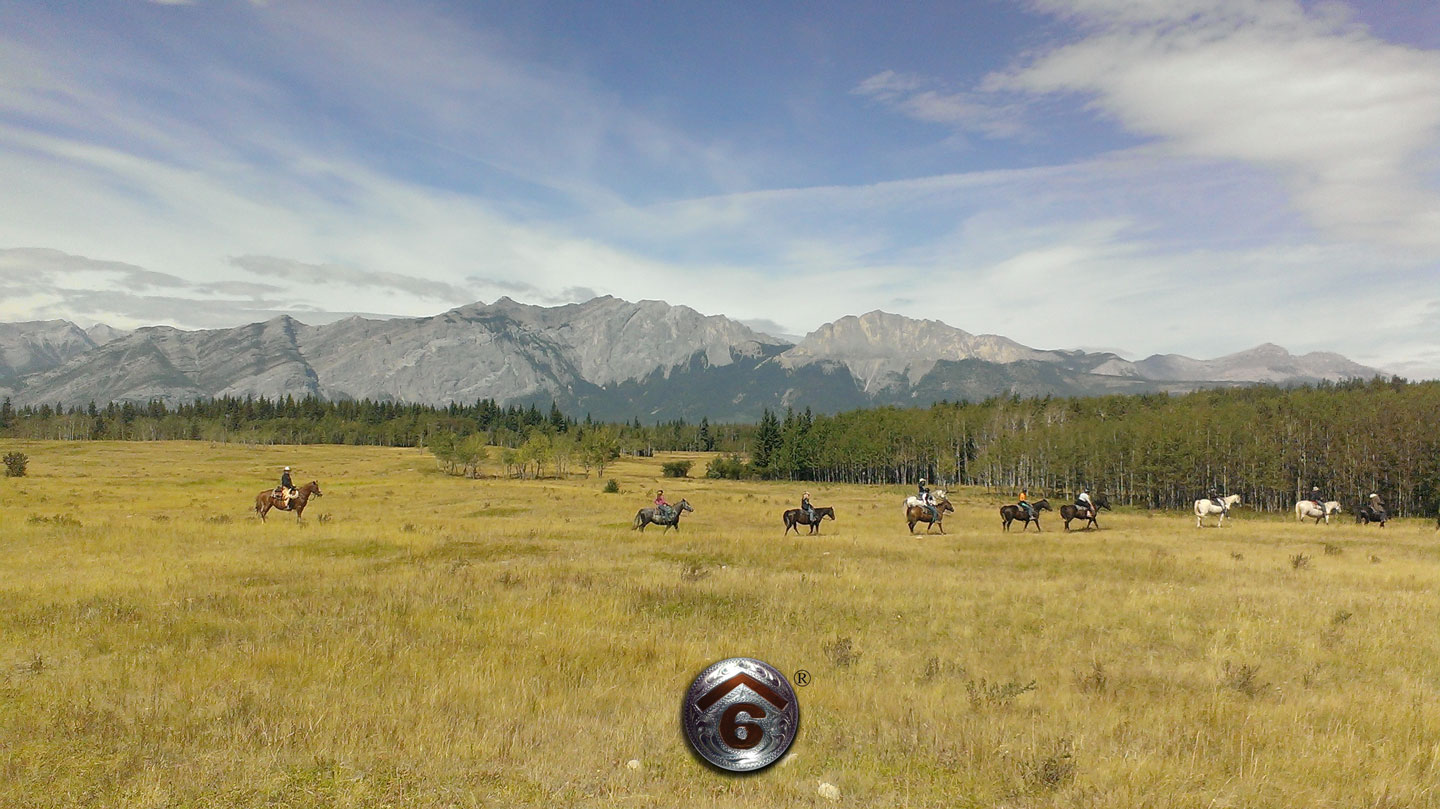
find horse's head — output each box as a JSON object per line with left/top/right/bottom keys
{"left": 1034, "top": 499, "right": 1052, "bottom": 511}
{"left": 821, "top": 507, "right": 836, "bottom": 520}
{"left": 677, "top": 499, "right": 694, "bottom": 512}
{"left": 308, "top": 481, "right": 323, "bottom": 497}
{"left": 936, "top": 497, "right": 954, "bottom": 512}
{"left": 1327, "top": 501, "right": 1342, "bottom": 514}
{"left": 933, "top": 489, "right": 947, "bottom": 500}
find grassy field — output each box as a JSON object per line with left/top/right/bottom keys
{"left": 2, "top": 440, "right": 1439, "bottom": 808}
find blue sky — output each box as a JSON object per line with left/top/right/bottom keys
{"left": 1, "top": 0, "right": 1439, "bottom": 376}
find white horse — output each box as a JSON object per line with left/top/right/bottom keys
{"left": 1294, "top": 500, "right": 1342, "bottom": 524}
{"left": 1194, "top": 494, "right": 1242, "bottom": 528}
{"left": 904, "top": 489, "right": 946, "bottom": 509}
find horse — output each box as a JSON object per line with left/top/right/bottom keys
{"left": 255, "top": 480, "right": 322, "bottom": 523}
{"left": 1294, "top": 500, "right": 1342, "bottom": 524}
{"left": 1059, "top": 496, "right": 1110, "bottom": 531}
{"left": 1000, "top": 499, "right": 1051, "bottom": 532}
{"left": 633, "top": 499, "right": 694, "bottom": 532}
{"left": 783, "top": 506, "right": 835, "bottom": 535}
{"left": 905, "top": 495, "right": 954, "bottom": 535}
{"left": 1355, "top": 504, "right": 1388, "bottom": 527}
{"left": 1194, "top": 494, "right": 1242, "bottom": 528}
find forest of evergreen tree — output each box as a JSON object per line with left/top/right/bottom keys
{"left": 2, "top": 376, "right": 1436, "bottom": 515}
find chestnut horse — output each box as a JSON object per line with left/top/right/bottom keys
{"left": 255, "top": 480, "right": 322, "bottom": 523}
{"left": 906, "top": 495, "right": 954, "bottom": 534}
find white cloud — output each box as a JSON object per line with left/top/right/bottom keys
{"left": 853, "top": 70, "right": 1030, "bottom": 139}
{"left": 995, "top": 0, "right": 1440, "bottom": 250}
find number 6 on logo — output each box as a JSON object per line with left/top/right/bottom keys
{"left": 683, "top": 658, "right": 799, "bottom": 772}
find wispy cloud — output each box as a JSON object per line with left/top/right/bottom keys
{"left": 995, "top": 0, "right": 1440, "bottom": 250}
{"left": 853, "top": 70, "right": 1030, "bottom": 140}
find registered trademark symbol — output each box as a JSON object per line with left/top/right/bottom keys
{"left": 794, "top": 669, "right": 811, "bottom": 687}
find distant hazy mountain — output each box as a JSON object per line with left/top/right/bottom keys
{"left": 0, "top": 298, "right": 1385, "bottom": 420}
{"left": 0, "top": 320, "right": 102, "bottom": 383}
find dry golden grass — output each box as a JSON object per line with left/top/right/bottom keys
{"left": 2, "top": 440, "right": 1439, "bottom": 808}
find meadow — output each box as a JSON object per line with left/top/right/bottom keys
{"left": 2, "top": 440, "right": 1439, "bottom": 808}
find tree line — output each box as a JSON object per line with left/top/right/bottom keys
{"left": 735, "top": 377, "right": 1440, "bottom": 516}
{"left": 0, "top": 394, "right": 746, "bottom": 477}
{"left": 4, "top": 378, "right": 1438, "bottom": 515}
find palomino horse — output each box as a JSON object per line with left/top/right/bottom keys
{"left": 1294, "top": 500, "right": 1342, "bottom": 524}
{"left": 1059, "top": 495, "right": 1110, "bottom": 531}
{"left": 905, "top": 495, "right": 954, "bottom": 534}
{"left": 1000, "top": 499, "right": 1051, "bottom": 532}
{"left": 633, "top": 499, "right": 694, "bottom": 532}
{"left": 783, "top": 506, "right": 836, "bottom": 535}
{"left": 1194, "top": 494, "right": 1241, "bottom": 528}
{"left": 255, "top": 480, "right": 322, "bottom": 523}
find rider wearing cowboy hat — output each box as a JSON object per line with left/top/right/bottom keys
{"left": 801, "top": 491, "right": 817, "bottom": 523}
{"left": 917, "top": 478, "right": 938, "bottom": 521}
{"left": 275, "top": 466, "right": 297, "bottom": 508}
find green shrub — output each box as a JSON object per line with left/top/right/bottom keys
{"left": 660, "top": 460, "right": 693, "bottom": 478}
{"left": 3, "top": 451, "right": 27, "bottom": 478}
{"left": 602, "top": 479, "right": 620, "bottom": 493}
{"left": 705, "top": 454, "right": 750, "bottom": 480}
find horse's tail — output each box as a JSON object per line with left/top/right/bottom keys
{"left": 632, "top": 510, "right": 645, "bottom": 530}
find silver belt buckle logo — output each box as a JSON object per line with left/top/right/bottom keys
{"left": 682, "top": 657, "right": 799, "bottom": 772}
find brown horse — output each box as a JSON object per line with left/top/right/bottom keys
{"left": 783, "top": 506, "right": 836, "bottom": 535}
{"left": 255, "top": 480, "right": 322, "bottom": 523}
{"left": 1000, "top": 499, "right": 1051, "bottom": 532}
{"left": 1059, "top": 494, "right": 1110, "bottom": 531}
{"left": 906, "top": 496, "right": 954, "bottom": 534}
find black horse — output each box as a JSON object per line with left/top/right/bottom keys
{"left": 1356, "top": 504, "right": 1388, "bottom": 527}
{"left": 1059, "top": 494, "right": 1111, "bottom": 531}
{"left": 633, "top": 499, "right": 694, "bottom": 532}
{"left": 783, "top": 506, "right": 836, "bottom": 535}
{"left": 999, "top": 499, "right": 1051, "bottom": 532}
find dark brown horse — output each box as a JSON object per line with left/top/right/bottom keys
{"left": 783, "top": 506, "right": 835, "bottom": 535}
{"left": 1059, "top": 494, "right": 1110, "bottom": 531}
{"left": 255, "top": 480, "right": 322, "bottom": 523}
{"left": 906, "top": 496, "right": 954, "bottom": 534}
{"left": 1000, "top": 498, "right": 1050, "bottom": 532}
{"left": 633, "top": 499, "right": 693, "bottom": 532}
{"left": 1356, "top": 504, "right": 1388, "bottom": 527}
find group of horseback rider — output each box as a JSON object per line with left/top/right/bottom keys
{"left": 1015, "top": 485, "right": 1095, "bottom": 520}
{"left": 1298, "top": 485, "right": 1387, "bottom": 522}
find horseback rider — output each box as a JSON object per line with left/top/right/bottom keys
{"left": 274, "top": 466, "right": 297, "bottom": 508}
{"left": 1368, "top": 492, "right": 1386, "bottom": 520}
{"left": 917, "top": 478, "right": 938, "bottom": 521}
{"left": 1209, "top": 487, "right": 1224, "bottom": 509}
{"left": 654, "top": 490, "right": 673, "bottom": 520}
{"left": 802, "top": 491, "right": 817, "bottom": 523}
{"left": 1018, "top": 488, "right": 1036, "bottom": 521}
{"left": 1076, "top": 487, "right": 1094, "bottom": 518}
{"left": 1308, "top": 486, "right": 1323, "bottom": 508}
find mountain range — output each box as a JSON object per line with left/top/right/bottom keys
{"left": 0, "top": 297, "right": 1383, "bottom": 421}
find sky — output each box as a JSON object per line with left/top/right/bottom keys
{"left": 1, "top": 0, "right": 1439, "bottom": 376}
